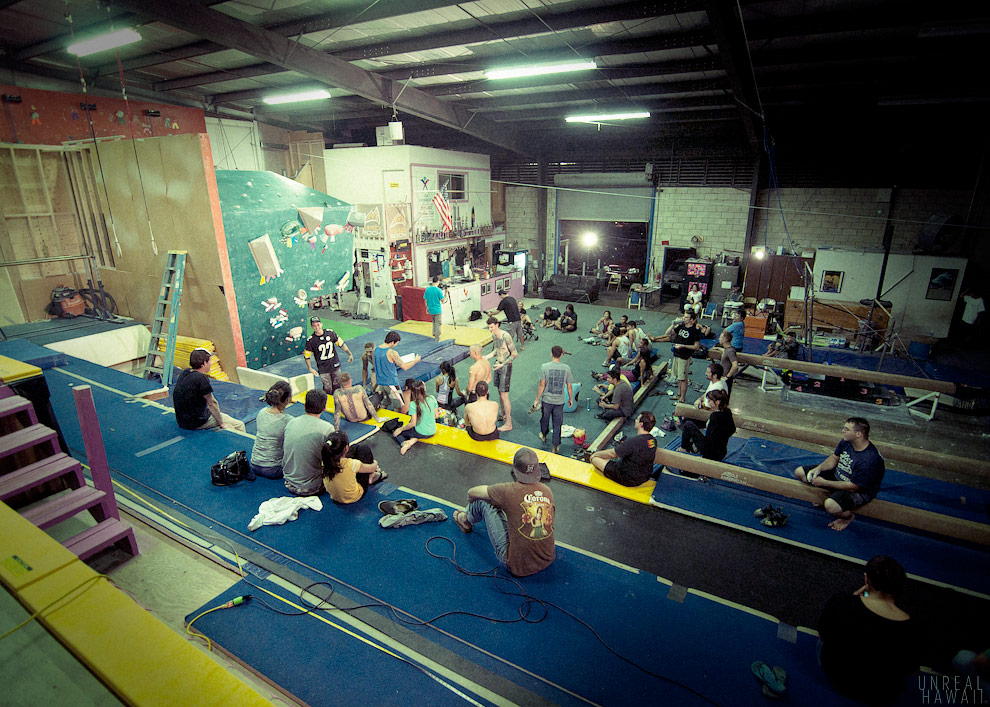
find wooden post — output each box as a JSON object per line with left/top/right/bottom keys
{"left": 673, "top": 403, "right": 985, "bottom": 481}
{"left": 655, "top": 448, "right": 990, "bottom": 545}
{"left": 707, "top": 347, "right": 956, "bottom": 395}
{"left": 72, "top": 385, "right": 121, "bottom": 521}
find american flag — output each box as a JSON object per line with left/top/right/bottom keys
{"left": 433, "top": 183, "right": 452, "bottom": 233}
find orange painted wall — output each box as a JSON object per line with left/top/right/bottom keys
{"left": 0, "top": 84, "right": 206, "bottom": 145}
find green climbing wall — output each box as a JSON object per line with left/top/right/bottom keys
{"left": 216, "top": 170, "right": 354, "bottom": 368}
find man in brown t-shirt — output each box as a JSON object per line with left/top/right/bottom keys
{"left": 453, "top": 448, "right": 555, "bottom": 577}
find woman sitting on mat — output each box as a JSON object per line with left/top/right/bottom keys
{"left": 817, "top": 555, "right": 918, "bottom": 704}
{"left": 677, "top": 389, "right": 735, "bottom": 462}
{"left": 250, "top": 381, "right": 292, "bottom": 479}
{"left": 554, "top": 304, "right": 578, "bottom": 332}
{"left": 591, "top": 310, "right": 613, "bottom": 337}
{"left": 435, "top": 360, "right": 466, "bottom": 412}
{"left": 321, "top": 431, "right": 387, "bottom": 504}
{"left": 392, "top": 380, "right": 437, "bottom": 455}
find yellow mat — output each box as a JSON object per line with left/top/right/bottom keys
{"left": 0, "top": 355, "right": 42, "bottom": 384}
{"left": 390, "top": 321, "right": 492, "bottom": 348}
{"left": 0, "top": 503, "right": 272, "bottom": 707}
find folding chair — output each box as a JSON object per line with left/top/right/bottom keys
{"left": 701, "top": 301, "right": 718, "bottom": 322}
{"left": 606, "top": 272, "right": 622, "bottom": 291}
{"left": 627, "top": 287, "right": 642, "bottom": 310}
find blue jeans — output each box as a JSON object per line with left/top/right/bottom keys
{"left": 465, "top": 499, "right": 509, "bottom": 566}
{"left": 540, "top": 402, "right": 564, "bottom": 446}
{"left": 395, "top": 428, "right": 433, "bottom": 445}
{"left": 250, "top": 463, "right": 283, "bottom": 480}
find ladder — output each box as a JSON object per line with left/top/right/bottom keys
{"left": 142, "top": 250, "right": 187, "bottom": 387}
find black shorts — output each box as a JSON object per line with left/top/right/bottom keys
{"left": 798, "top": 465, "right": 872, "bottom": 511}
{"left": 603, "top": 459, "right": 648, "bottom": 487}
{"left": 467, "top": 427, "right": 500, "bottom": 442}
{"left": 493, "top": 363, "right": 512, "bottom": 392}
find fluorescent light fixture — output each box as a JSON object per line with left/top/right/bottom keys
{"left": 565, "top": 111, "right": 651, "bottom": 123}
{"left": 262, "top": 89, "right": 332, "bottom": 105}
{"left": 485, "top": 61, "right": 596, "bottom": 80}
{"left": 67, "top": 28, "right": 142, "bottom": 57}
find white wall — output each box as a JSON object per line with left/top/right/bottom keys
{"left": 813, "top": 248, "right": 966, "bottom": 339}
{"left": 205, "top": 117, "right": 262, "bottom": 171}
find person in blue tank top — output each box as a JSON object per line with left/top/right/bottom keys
{"left": 374, "top": 331, "right": 421, "bottom": 413}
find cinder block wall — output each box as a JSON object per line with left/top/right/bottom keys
{"left": 506, "top": 185, "right": 543, "bottom": 288}
{"left": 651, "top": 187, "right": 751, "bottom": 266}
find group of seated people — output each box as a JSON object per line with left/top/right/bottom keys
{"left": 540, "top": 303, "right": 578, "bottom": 332}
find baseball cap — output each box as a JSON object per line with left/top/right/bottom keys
{"left": 310, "top": 316, "right": 321, "bottom": 324}
{"left": 511, "top": 447, "right": 542, "bottom": 484}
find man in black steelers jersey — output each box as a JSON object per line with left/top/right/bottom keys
{"left": 304, "top": 316, "right": 353, "bottom": 395}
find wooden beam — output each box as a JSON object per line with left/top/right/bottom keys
{"left": 674, "top": 403, "right": 985, "bottom": 481}
{"left": 654, "top": 448, "right": 990, "bottom": 545}
{"left": 707, "top": 347, "right": 956, "bottom": 395}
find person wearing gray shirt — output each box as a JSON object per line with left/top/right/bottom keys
{"left": 250, "top": 381, "right": 293, "bottom": 479}
{"left": 532, "top": 346, "right": 573, "bottom": 453}
{"left": 282, "top": 390, "right": 335, "bottom": 496}
{"left": 596, "top": 369, "right": 633, "bottom": 421}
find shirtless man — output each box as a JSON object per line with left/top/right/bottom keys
{"left": 465, "top": 344, "right": 492, "bottom": 402}
{"left": 463, "top": 381, "right": 500, "bottom": 441}
{"left": 485, "top": 317, "right": 518, "bottom": 432}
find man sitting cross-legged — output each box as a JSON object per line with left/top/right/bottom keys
{"left": 595, "top": 368, "right": 633, "bottom": 421}
{"left": 589, "top": 412, "right": 658, "bottom": 487}
{"left": 463, "top": 381, "right": 500, "bottom": 442}
{"left": 332, "top": 372, "right": 383, "bottom": 428}
{"left": 794, "top": 417, "right": 885, "bottom": 531}
{"left": 282, "top": 389, "right": 335, "bottom": 496}
{"left": 453, "top": 448, "right": 555, "bottom": 577}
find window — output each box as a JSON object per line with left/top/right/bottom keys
{"left": 438, "top": 172, "right": 466, "bottom": 201}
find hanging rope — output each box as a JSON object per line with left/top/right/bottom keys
{"left": 65, "top": 3, "right": 122, "bottom": 258}
{"left": 106, "top": 5, "right": 158, "bottom": 256}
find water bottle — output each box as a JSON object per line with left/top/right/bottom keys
{"left": 586, "top": 398, "right": 591, "bottom": 412}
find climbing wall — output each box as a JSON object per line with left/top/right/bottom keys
{"left": 215, "top": 171, "right": 355, "bottom": 368}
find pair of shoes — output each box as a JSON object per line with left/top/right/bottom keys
{"left": 758, "top": 506, "right": 789, "bottom": 528}
{"left": 529, "top": 402, "right": 540, "bottom": 414}
{"left": 754, "top": 504, "right": 775, "bottom": 519}
{"left": 751, "top": 661, "right": 787, "bottom": 698}
{"left": 378, "top": 498, "right": 417, "bottom": 515}
{"left": 453, "top": 509, "right": 473, "bottom": 533}
{"left": 595, "top": 413, "right": 606, "bottom": 420}
{"left": 378, "top": 507, "right": 447, "bottom": 529}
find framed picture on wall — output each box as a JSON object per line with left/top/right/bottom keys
{"left": 925, "top": 268, "right": 958, "bottom": 301}
{"left": 821, "top": 270, "right": 843, "bottom": 293}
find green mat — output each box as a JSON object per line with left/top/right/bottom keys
{"left": 307, "top": 317, "right": 373, "bottom": 342}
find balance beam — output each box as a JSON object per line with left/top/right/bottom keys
{"left": 707, "top": 347, "right": 956, "bottom": 395}
{"left": 673, "top": 404, "right": 985, "bottom": 482}
{"left": 654, "top": 449, "right": 990, "bottom": 546}
{"left": 587, "top": 361, "right": 668, "bottom": 453}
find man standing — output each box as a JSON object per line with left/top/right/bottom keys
{"left": 491, "top": 290, "right": 525, "bottom": 351}
{"left": 533, "top": 345, "right": 573, "bottom": 454}
{"left": 424, "top": 276, "right": 446, "bottom": 342}
{"left": 453, "top": 448, "right": 555, "bottom": 577}
{"left": 304, "top": 316, "right": 353, "bottom": 395}
{"left": 670, "top": 311, "right": 701, "bottom": 402}
{"left": 485, "top": 317, "right": 518, "bottom": 432}
{"left": 465, "top": 344, "right": 492, "bottom": 402}
{"left": 282, "top": 389, "right": 335, "bottom": 496}
{"left": 694, "top": 363, "right": 728, "bottom": 410}
{"left": 718, "top": 330, "right": 740, "bottom": 395}
{"left": 589, "top": 412, "right": 657, "bottom": 487}
{"left": 595, "top": 368, "right": 633, "bottom": 421}
{"left": 172, "top": 348, "right": 246, "bottom": 432}
{"left": 463, "top": 381, "right": 500, "bottom": 441}
{"left": 724, "top": 309, "right": 745, "bottom": 350}
{"left": 373, "top": 331, "right": 421, "bottom": 412}
{"left": 793, "top": 417, "right": 885, "bottom": 531}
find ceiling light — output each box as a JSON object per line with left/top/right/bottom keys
{"left": 262, "top": 89, "right": 332, "bottom": 105}
{"left": 67, "top": 28, "right": 142, "bottom": 57}
{"left": 485, "top": 61, "right": 596, "bottom": 80}
{"left": 565, "top": 112, "right": 651, "bottom": 123}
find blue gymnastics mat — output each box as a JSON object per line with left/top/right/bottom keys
{"left": 37, "top": 358, "right": 926, "bottom": 705}
{"left": 651, "top": 435, "right": 990, "bottom": 595}
{"left": 260, "top": 327, "right": 469, "bottom": 387}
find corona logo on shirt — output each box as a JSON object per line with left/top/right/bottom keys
{"left": 520, "top": 490, "right": 553, "bottom": 540}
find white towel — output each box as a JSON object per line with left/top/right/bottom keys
{"left": 248, "top": 496, "right": 323, "bottom": 531}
